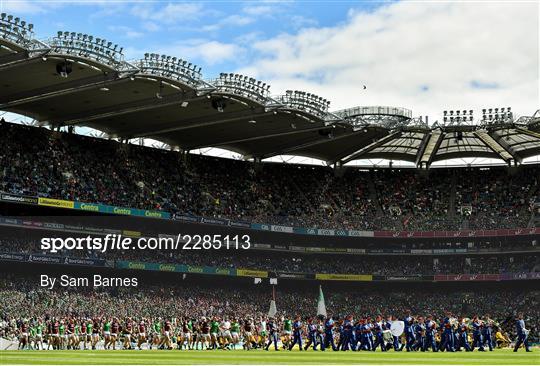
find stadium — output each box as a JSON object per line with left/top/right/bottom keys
{"left": 0, "top": 2, "right": 539, "bottom": 365}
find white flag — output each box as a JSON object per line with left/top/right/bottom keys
{"left": 317, "top": 285, "right": 327, "bottom": 317}
{"left": 268, "top": 300, "right": 277, "bottom": 318}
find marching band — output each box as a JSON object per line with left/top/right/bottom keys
{"left": 12, "top": 312, "right": 532, "bottom": 352}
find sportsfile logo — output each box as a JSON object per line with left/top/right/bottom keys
{"left": 40, "top": 234, "right": 251, "bottom": 253}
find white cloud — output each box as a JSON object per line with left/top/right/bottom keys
{"left": 237, "top": 1, "right": 539, "bottom": 121}
{"left": 159, "top": 39, "right": 244, "bottom": 66}
{"left": 108, "top": 25, "right": 143, "bottom": 39}
{"left": 201, "top": 14, "right": 254, "bottom": 32}
{"left": 130, "top": 2, "right": 204, "bottom": 24}
{"left": 242, "top": 5, "right": 275, "bottom": 16}
{"left": 1, "top": 0, "right": 47, "bottom": 14}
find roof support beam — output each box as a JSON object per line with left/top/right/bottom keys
{"left": 339, "top": 131, "right": 401, "bottom": 164}
{"left": 0, "top": 53, "right": 44, "bottom": 72}
{"left": 488, "top": 131, "right": 524, "bottom": 163}
{"left": 0, "top": 50, "right": 28, "bottom": 67}
{"left": 515, "top": 127, "right": 540, "bottom": 140}
{"left": 141, "top": 108, "right": 270, "bottom": 138}
{"left": 474, "top": 130, "right": 516, "bottom": 164}
{"left": 256, "top": 129, "right": 363, "bottom": 160}
{"left": 190, "top": 124, "right": 334, "bottom": 153}
{"left": 53, "top": 90, "right": 202, "bottom": 126}
{"left": 0, "top": 72, "right": 124, "bottom": 108}
{"left": 417, "top": 131, "right": 443, "bottom": 168}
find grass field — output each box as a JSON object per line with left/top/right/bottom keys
{"left": 0, "top": 349, "right": 538, "bottom": 365}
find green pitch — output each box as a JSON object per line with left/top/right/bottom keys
{"left": 0, "top": 349, "right": 538, "bottom": 365}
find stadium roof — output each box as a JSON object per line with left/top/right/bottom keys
{"left": 1, "top": 14, "right": 540, "bottom": 168}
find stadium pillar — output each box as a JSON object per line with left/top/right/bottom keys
{"left": 333, "top": 162, "right": 345, "bottom": 177}
{"left": 253, "top": 157, "right": 263, "bottom": 172}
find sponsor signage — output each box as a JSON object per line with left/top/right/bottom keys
{"left": 346, "top": 248, "right": 366, "bottom": 254}
{"left": 253, "top": 243, "right": 272, "bottom": 249}
{"left": 28, "top": 254, "right": 63, "bottom": 264}
{"left": 0, "top": 193, "right": 38, "bottom": 205}
{"left": 38, "top": 197, "right": 75, "bottom": 209}
{"left": 386, "top": 276, "right": 425, "bottom": 281}
{"left": 174, "top": 215, "right": 200, "bottom": 223}
{"left": 0, "top": 252, "right": 28, "bottom": 261}
{"left": 43, "top": 222, "right": 65, "bottom": 230}
{"left": 63, "top": 257, "right": 106, "bottom": 266}
{"left": 115, "top": 261, "right": 238, "bottom": 276}
{"left": 315, "top": 273, "right": 372, "bottom": 281}
{"left": 0, "top": 252, "right": 105, "bottom": 267}
{"left": 434, "top": 274, "right": 501, "bottom": 281}
{"left": 201, "top": 217, "right": 228, "bottom": 226}
{"left": 270, "top": 225, "right": 294, "bottom": 233}
{"left": 228, "top": 220, "right": 251, "bottom": 228}
{"left": 1, "top": 218, "right": 21, "bottom": 225}
{"left": 277, "top": 272, "right": 312, "bottom": 279}
{"left": 501, "top": 272, "right": 540, "bottom": 281}
{"left": 72, "top": 201, "right": 170, "bottom": 219}
{"left": 122, "top": 230, "right": 141, "bottom": 237}
{"left": 237, "top": 268, "right": 269, "bottom": 278}
{"left": 77, "top": 203, "right": 100, "bottom": 212}
{"left": 317, "top": 229, "right": 335, "bottom": 236}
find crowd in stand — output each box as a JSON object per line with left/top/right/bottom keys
{"left": 0, "top": 122, "right": 538, "bottom": 232}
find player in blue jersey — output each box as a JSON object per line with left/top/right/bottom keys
{"left": 413, "top": 316, "right": 425, "bottom": 351}
{"left": 424, "top": 315, "right": 438, "bottom": 352}
{"left": 440, "top": 312, "right": 456, "bottom": 352}
{"left": 303, "top": 317, "right": 319, "bottom": 351}
{"left": 372, "top": 315, "right": 386, "bottom": 352}
{"left": 403, "top": 313, "right": 416, "bottom": 352}
{"left": 457, "top": 318, "right": 472, "bottom": 352}
{"left": 288, "top": 315, "right": 304, "bottom": 351}
{"left": 482, "top": 315, "right": 494, "bottom": 351}
{"left": 264, "top": 318, "right": 279, "bottom": 351}
{"left": 323, "top": 316, "right": 337, "bottom": 351}
{"left": 471, "top": 316, "right": 485, "bottom": 352}
{"left": 513, "top": 313, "right": 531, "bottom": 352}
{"left": 362, "top": 317, "right": 374, "bottom": 351}
{"left": 340, "top": 315, "right": 354, "bottom": 351}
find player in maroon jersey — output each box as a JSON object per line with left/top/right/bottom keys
{"left": 49, "top": 318, "right": 60, "bottom": 350}
{"left": 18, "top": 321, "right": 29, "bottom": 350}
{"left": 91, "top": 318, "right": 100, "bottom": 350}
{"left": 123, "top": 317, "right": 133, "bottom": 350}
{"left": 110, "top": 318, "right": 120, "bottom": 350}
{"left": 137, "top": 319, "right": 147, "bottom": 350}
{"left": 66, "top": 318, "right": 76, "bottom": 349}
{"left": 200, "top": 317, "right": 211, "bottom": 350}
{"left": 160, "top": 319, "right": 173, "bottom": 350}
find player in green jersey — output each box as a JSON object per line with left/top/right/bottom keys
{"left": 83, "top": 319, "right": 92, "bottom": 350}
{"left": 210, "top": 317, "right": 220, "bottom": 350}
{"left": 187, "top": 319, "right": 196, "bottom": 350}
{"left": 103, "top": 319, "right": 112, "bottom": 350}
{"left": 33, "top": 321, "right": 44, "bottom": 350}
{"left": 28, "top": 324, "right": 36, "bottom": 350}
{"left": 150, "top": 319, "right": 161, "bottom": 349}
{"left": 283, "top": 317, "right": 293, "bottom": 349}
{"left": 259, "top": 317, "right": 268, "bottom": 348}
{"left": 59, "top": 321, "right": 66, "bottom": 350}
{"left": 231, "top": 318, "right": 241, "bottom": 349}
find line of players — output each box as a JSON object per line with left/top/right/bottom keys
{"left": 15, "top": 312, "right": 531, "bottom": 352}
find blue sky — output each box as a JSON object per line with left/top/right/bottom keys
{"left": 1, "top": 1, "right": 392, "bottom": 76}
{"left": 1, "top": 0, "right": 539, "bottom": 122}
